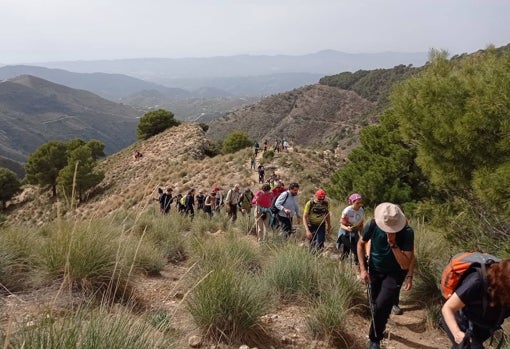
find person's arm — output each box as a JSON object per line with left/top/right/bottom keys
{"left": 303, "top": 201, "right": 311, "bottom": 239}
{"left": 442, "top": 293, "right": 466, "bottom": 344}
{"left": 275, "top": 192, "right": 288, "bottom": 211}
{"left": 325, "top": 212, "right": 331, "bottom": 235}
{"left": 357, "top": 238, "right": 370, "bottom": 283}
{"left": 403, "top": 253, "right": 416, "bottom": 291}
{"left": 386, "top": 232, "right": 413, "bottom": 270}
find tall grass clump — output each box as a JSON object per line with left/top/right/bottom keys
{"left": 186, "top": 266, "right": 267, "bottom": 343}
{"left": 262, "top": 244, "right": 319, "bottom": 300}
{"left": 307, "top": 259, "right": 364, "bottom": 342}
{"left": 0, "top": 226, "right": 37, "bottom": 291}
{"left": 3, "top": 307, "right": 175, "bottom": 349}
{"left": 34, "top": 220, "right": 132, "bottom": 300}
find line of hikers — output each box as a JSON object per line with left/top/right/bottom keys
{"left": 157, "top": 182, "right": 510, "bottom": 349}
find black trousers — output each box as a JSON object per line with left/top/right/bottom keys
{"left": 368, "top": 269, "right": 407, "bottom": 342}
{"left": 277, "top": 215, "right": 293, "bottom": 238}
{"left": 440, "top": 313, "right": 490, "bottom": 349}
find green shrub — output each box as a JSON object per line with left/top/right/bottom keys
{"left": 222, "top": 131, "right": 252, "bottom": 154}
{"left": 262, "top": 150, "right": 274, "bottom": 160}
{"left": 136, "top": 109, "right": 180, "bottom": 140}
{"left": 0, "top": 227, "right": 36, "bottom": 290}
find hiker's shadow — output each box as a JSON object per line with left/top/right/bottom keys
{"left": 388, "top": 333, "right": 440, "bottom": 349}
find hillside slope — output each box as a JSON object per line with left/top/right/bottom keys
{"left": 7, "top": 122, "right": 341, "bottom": 225}
{"left": 206, "top": 84, "right": 376, "bottom": 149}
{"left": 0, "top": 75, "right": 140, "bottom": 163}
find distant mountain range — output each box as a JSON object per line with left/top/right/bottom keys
{"left": 0, "top": 75, "right": 140, "bottom": 172}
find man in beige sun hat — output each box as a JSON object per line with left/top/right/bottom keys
{"left": 357, "top": 203, "right": 414, "bottom": 349}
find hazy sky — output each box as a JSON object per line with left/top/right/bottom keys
{"left": 1, "top": 0, "right": 509, "bottom": 64}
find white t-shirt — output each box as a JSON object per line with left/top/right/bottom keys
{"left": 341, "top": 205, "right": 365, "bottom": 228}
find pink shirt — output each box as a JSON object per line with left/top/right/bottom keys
{"left": 253, "top": 190, "right": 273, "bottom": 208}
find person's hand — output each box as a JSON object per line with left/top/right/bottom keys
{"left": 306, "top": 230, "right": 312, "bottom": 240}
{"left": 347, "top": 226, "right": 352, "bottom": 232}
{"left": 360, "top": 269, "right": 370, "bottom": 284}
{"left": 284, "top": 208, "right": 291, "bottom": 216}
{"left": 387, "top": 232, "right": 396, "bottom": 246}
{"left": 454, "top": 330, "right": 466, "bottom": 344}
{"left": 403, "top": 276, "right": 413, "bottom": 291}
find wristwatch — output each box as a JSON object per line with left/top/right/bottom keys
{"left": 390, "top": 244, "right": 399, "bottom": 249}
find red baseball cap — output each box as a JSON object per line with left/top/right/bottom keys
{"left": 315, "top": 189, "right": 326, "bottom": 199}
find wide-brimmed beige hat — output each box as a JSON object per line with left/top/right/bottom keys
{"left": 374, "top": 203, "right": 406, "bottom": 233}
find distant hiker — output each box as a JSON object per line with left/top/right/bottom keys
{"left": 239, "top": 187, "right": 254, "bottom": 215}
{"left": 357, "top": 203, "right": 414, "bottom": 349}
{"left": 283, "top": 140, "right": 289, "bottom": 151}
{"left": 213, "top": 186, "right": 224, "bottom": 212}
{"left": 274, "top": 139, "right": 280, "bottom": 153}
{"left": 185, "top": 189, "right": 195, "bottom": 220}
{"left": 254, "top": 141, "right": 260, "bottom": 156}
{"left": 303, "top": 189, "right": 331, "bottom": 253}
{"left": 263, "top": 139, "right": 268, "bottom": 152}
{"left": 134, "top": 151, "right": 143, "bottom": 160}
{"left": 159, "top": 187, "right": 173, "bottom": 215}
{"left": 272, "top": 180, "right": 286, "bottom": 198}
{"left": 156, "top": 187, "right": 164, "bottom": 213}
{"left": 252, "top": 183, "right": 273, "bottom": 241}
{"left": 338, "top": 193, "right": 365, "bottom": 264}
{"left": 196, "top": 191, "right": 205, "bottom": 211}
{"left": 225, "top": 184, "right": 241, "bottom": 222}
{"left": 250, "top": 154, "right": 256, "bottom": 170}
{"left": 203, "top": 191, "right": 217, "bottom": 218}
{"left": 175, "top": 193, "right": 185, "bottom": 213}
{"left": 257, "top": 164, "right": 265, "bottom": 183}
{"left": 441, "top": 259, "right": 510, "bottom": 349}
{"left": 274, "top": 182, "right": 301, "bottom": 238}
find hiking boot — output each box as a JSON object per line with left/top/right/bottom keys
{"left": 368, "top": 340, "right": 380, "bottom": 349}
{"left": 392, "top": 305, "right": 403, "bottom": 315}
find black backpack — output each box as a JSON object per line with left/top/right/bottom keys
{"left": 270, "top": 191, "right": 289, "bottom": 215}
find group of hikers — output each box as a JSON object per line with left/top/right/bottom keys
{"left": 156, "top": 178, "right": 510, "bottom": 349}
{"left": 253, "top": 138, "right": 290, "bottom": 157}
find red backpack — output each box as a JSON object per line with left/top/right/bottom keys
{"left": 441, "top": 251, "right": 501, "bottom": 300}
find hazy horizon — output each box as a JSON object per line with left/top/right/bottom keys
{"left": 1, "top": 0, "right": 509, "bottom": 65}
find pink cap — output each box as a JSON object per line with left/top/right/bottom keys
{"left": 348, "top": 193, "right": 362, "bottom": 204}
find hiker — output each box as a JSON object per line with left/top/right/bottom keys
{"left": 257, "top": 164, "right": 265, "bottom": 183}
{"left": 303, "top": 189, "right": 331, "bottom": 253}
{"left": 254, "top": 141, "right": 260, "bottom": 156}
{"left": 160, "top": 187, "right": 173, "bottom": 215}
{"left": 203, "top": 191, "right": 216, "bottom": 218}
{"left": 175, "top": 193, "right": 186, "bottom": 213}
{"left": 263, "top": 139, "right": 268, "bottom": 152}
{"left": 441, "top": 259, "right": 510, "bottom": 349}
{"left": 283, "top": 139, "right": 289, "bottom": 151}
{"left": 252, "top": 183, "right": 273, "bottom": 241}
{"left": 196, "top": 190, "right": 205, "bottom": 211}
{"left": 213, "top": 186, "right": 223, "bottom": 212}
{"left": 250, "top": 154, "right": 256, "bottom": 170}
{"left": 225, "top": 184, "right": 241, "bottom": 222}
{"left": 274, "top": 182, "right": 301, "bottom": 238}
{"left": 272, "top": 180, "right": 286, "bottom": 198}
{"left": 337, "top": 193, "right": 365, "bottom": 264}
{"left": 133, "top": 151, "right": 143, "bottom": 160}
{"left": 155, "top": 187, "right": 164, "bottom": 213}
{"left": 357, "top": 203, "right": 414, "bottom": 349}
{"left": 184, "top": 189, "right": 195, "bottom": 220}
{"left": 238, "top": 187, "right": 254, "bottom": 215}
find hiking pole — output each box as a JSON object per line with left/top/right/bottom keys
{"left": 366, "top": 283, "right": 378, "bottom": 339}
{"left": 349, "top": 232, "right": 353, "bottom": 268}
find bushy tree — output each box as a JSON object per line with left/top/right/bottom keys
{"left": 393, "top": 48, "right": 510, "bottom": 209}
{"left": 136, "top": 109, "right": 180, "bottom": 140}
{"left": 58, "top": 145, "right": 104, "bottom": 202}
{"left": 328, "top": 111, "right": 429, "bottom": 207}
{"left": 25, "top": 141, "right": 68, "bottom": 197}
{"left": 221, "top": 131, "right": 252, "bottom": 154}
{"left": 0, "top": 168, "right": 21, "bottom": 209}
